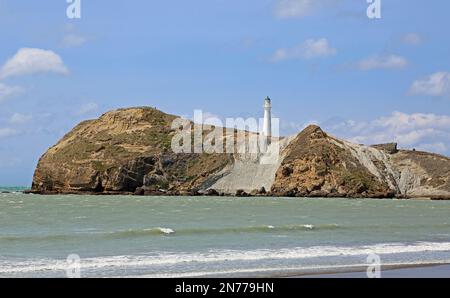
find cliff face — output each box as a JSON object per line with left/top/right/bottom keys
{"left": 391, "top": 150, "right": 450, "bottom": 197}
{"left": 271, "top": 125, "right": 394, "bottom": 198}
{"left": 31, "top": 107, "right": 450, "bottom": 199}
{"left": 32, "top": 107, "right": 232, "bottom": 195}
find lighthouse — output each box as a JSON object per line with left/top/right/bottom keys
{"left": 263, "top": 96, "right": 272, "bottom": 144}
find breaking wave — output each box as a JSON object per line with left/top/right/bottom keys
{"left": 0, "top": 224, "right": 339, "bottom": 242}
{"left": 106, "top": 227, "right": 175, "bottom": 238}
{"left": 2, "top": 241, "right": 450, "bottom": 276}
{"left": 105, "top": 223, "right": 339, "bottom": 238}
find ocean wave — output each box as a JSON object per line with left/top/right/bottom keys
{"left": 5, "top": 221, "right": 450, "bottom": 243}
{"left": 0, "top": 227, "right": 176, "bottom": 243}
{"left": 0, "top": 234, "right": 73, "bottom": 242}
{"left": 190, "top": 223, "right": 334, "bottom": 233}
{"left": 0, "top": 186, "right": 26, "bottom": 193}
{"left": 0, "top": 224, "right": 338, "bottom": 242}
{"left": 102, "top": 224, "right": 340, "bottom": 238}
{"left": 105, "top": 227, "right": 175, "bottom": 238}
{"left": 2, "top": 241, "right": 450, "bottom": 274}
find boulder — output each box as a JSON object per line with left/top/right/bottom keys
{"left": 235, "top": 189, "right": 250, "bottom": 197}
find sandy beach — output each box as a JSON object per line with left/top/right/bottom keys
{"left": 300, "top": 264, "right": 450, "bottom": 278}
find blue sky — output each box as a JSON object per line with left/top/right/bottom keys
{"left": 1, "top": 0, "right": 450, "bottom": 186}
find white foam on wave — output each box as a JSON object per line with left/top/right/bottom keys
{"left": 157, "top": 227, "right": 175, "bottom": 235}
{"left": 2, "top": 241, "right": 450, "bottom": 275}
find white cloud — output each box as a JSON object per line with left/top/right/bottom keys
{"left": 0, "top": 48, "right": 69, "bottom": 79}
{"left": 271, "top": 38, "right": 336, "bottom": 62}
{"left": 274, "top": 0, "right": 336, "bottom": 19}
{"left": 75, "top": 102, "right": 99, "bottom": 116}
{"left": 61, "top": 34, "right": 88, "bottom": 48}
{"left": 0, "top": 128, "right": 18, "bottom": 139}
{"left": 0, "top": 83, "right": 23, "bottom": 102}
{"left": 301, "top": 39, "right": 337, "bottom": 59}
{"left": 275, "top": 0, "right": 316, "bottom": 18}
{"left": 409, "top": 72, "right": 450, "bottom": 97}
{"left": 402, "top": 33, "right": 422, "bottom": 45}
{"left": 9, "top": 113, "right": 32, "bottom": 125}
{"left": 417, "top": 143, "right": 448, "bottom": 153}
{"left": 357, "top": 55, "right": 408, "bottom": 71}
{"left": 324, "top": 111, "right": 450, "bottom": 155}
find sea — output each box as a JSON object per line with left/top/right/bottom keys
{"left": 1, "top": 187, "right": 450, "bottom": 278}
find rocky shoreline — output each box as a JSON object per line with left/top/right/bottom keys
{"left": 22, "top": 188, "right": 450, "bottom": 200}
{"left": 30, "top": 107, "right": 450, "bottom": 199}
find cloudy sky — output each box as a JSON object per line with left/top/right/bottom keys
{"left": 0, "top": 0, "right": 450, "bottom": 185}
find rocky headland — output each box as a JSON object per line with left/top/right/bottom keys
{"left": 29, "top": 107, "right": 450, "bottom": 199}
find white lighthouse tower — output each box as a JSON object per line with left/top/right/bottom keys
{"left": 263, "top": 96, "right": 272, "bottom": 144}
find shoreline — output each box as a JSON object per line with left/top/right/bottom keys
{"left": 18, "top": 189, "right": 450, "bottom": 200}
{"left": 287, "top": 263, "right": 450, "bottom": 278}
{"left": 129, "top": 263, "right": 450, "bottom": 278}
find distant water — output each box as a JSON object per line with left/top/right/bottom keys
{"left": 0, "top": 186, "right": 26, "bottom": 193}
{"left": 1, "top": 193, "right": 450, "bottom": 277}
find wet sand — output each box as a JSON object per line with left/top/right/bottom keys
{"left": 300, "top": 264, "right": 450, "bottom": 278}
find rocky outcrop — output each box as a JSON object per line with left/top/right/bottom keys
{"left": 271, "top": 125, "right": 394, "bottom": 198}
{"left": 31, "top": 107, "right": 231, "bottom": 195}
{"left": 30, "top": 107, "right": 450, "bottom": 199}
{"left": 371, "top": 143, "right": 398, "bottom": 154}
{"left": 391, "top": 150, "right": 450, "bottom": 198}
